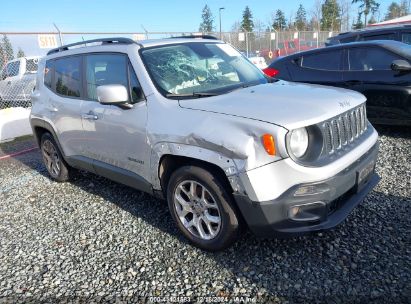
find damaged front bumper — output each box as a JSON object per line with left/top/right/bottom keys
{"left": 234, "top": 143, "right": 380, "bottom": 238}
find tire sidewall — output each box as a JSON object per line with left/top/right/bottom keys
{"left": 167, "top": 166, "right": 240, "bottom": 251}
{"left": 40, "top": 133, "right": 69, "bottom": 182}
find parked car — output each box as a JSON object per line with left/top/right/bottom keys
{"left": 0, "top": 56, "right": 40, "bottom": 109}
{"left": 326, "top": 24, "right": 411, "bottom": 46}
{"left": 247, "top": 55, "right": 268, "bottom": 69}
{"left": 30, "top": 37, "right": 379, "bottom": 251}
{"left": 264, "top": 40, "right": 411, "bottom": 126}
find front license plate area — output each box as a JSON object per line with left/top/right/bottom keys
{"left": 356, "top": 160, "right": 375, "bottom": 193}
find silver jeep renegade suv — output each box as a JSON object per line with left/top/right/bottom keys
{"left": 30, "top": 37, "right": 379, "bottom": 251}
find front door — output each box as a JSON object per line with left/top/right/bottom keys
{"left": 80, "top": 53, "right": 150, "bottom": 181}
{"left": 343, "top": 46, "right": 411, "bottom": 124}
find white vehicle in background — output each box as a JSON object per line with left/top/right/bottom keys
{"left": 248, "top": 55, "right": 268, "bottom": 69}
{"left": 0, "top": 56, "right": 40, "bottom": 109}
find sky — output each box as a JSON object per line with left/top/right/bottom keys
{"left": 0, "top": 0, "right": 395, "bottom": 33}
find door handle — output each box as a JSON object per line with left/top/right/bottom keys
{"left": 82, "top": 113, "right": 98, "bottom": 120}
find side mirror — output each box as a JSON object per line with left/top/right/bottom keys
{"left": 97, "top": 84, "right": 129, "bottom": 105}
{"left": 391, "top": 59, "right": 411, "bottom": 72}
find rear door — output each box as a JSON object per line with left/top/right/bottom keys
{"left": 45, "top": 55, "right": 85, "bottom": 160}
{"left": 343, "top": 46, "right": 411, "bottom": 124}
{"left": 286, "top": 49, "right": 344, "bottom": 87}
{"left": 80, "top": 53, "right": 149, "bottom": 180}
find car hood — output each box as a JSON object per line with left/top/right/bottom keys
{"left": 178, "top": 81, "right": 366, "bottom": 130}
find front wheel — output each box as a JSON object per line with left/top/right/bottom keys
{"left": 167, "top": 165, "right": 241, "bottom": 251}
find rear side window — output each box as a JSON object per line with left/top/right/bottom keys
{"left": 300, "top": 50, "right": 343, "bottom": 71}
{"left": 361, "top": 33, "right": 396, "bottom": 41}
{"left": 54, "top": 56, "right": 81, "bottom": 97}
{"left": 402, "top": 33, "right": 411, "bottom": 44}
{"left": 348, "top": 47, "right": 402, "bottom": 71}
{"left": 44, "top": 60, "right": 53, "bottom": 89}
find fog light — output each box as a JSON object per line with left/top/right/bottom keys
{"left": 288, "top": 201, "right": 326, "bottom": 222}
{"left": 294, "top": 184, "right": 330, "bottom": 196}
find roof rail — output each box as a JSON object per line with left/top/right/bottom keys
{"left": 47, "top": 37, "right": 140, "bottom": 55}
{"left": 169, "top": 34, "right": 218, "bottom": 40}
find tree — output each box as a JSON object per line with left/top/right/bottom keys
{"left": 199, "top": 5, "right": 214, "bottom": 33}
{"left": 368, "top": 15, "right": 377, "bottom": 24}
{"left": 352, "top": 12, "right": 365, "bottom": 29}
{"left": 17, "top": 48, "right": 25, "bottom": 58}
{"left": 385, "top": 1, "right": 408, "bottom": 20}
{"left": 321, "top": 0, "right": 341, "bottom": 31}
{"left": 352, "top": 0, "right": 380, "bottom": 27}
{"left": 272, "top": 9, "right": 287, "bottom": 30}
{"left": 241, "top": 6, "right": 254, "bottom": 32}
{"left": 1, "top": 35, "right": 14, "bottom": 63}
{"left": 295, "top": 4, "right": 308, "bottom": 30}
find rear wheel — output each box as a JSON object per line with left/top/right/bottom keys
{"left": 40, "top": 133, "right": 71, "bottom": 182}
{"left": 167, "top": 165, "right": 241, "bottom": 251}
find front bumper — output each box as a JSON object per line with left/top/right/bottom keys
{"left": 234, "top": 143, "right": 380, "bottom": 238}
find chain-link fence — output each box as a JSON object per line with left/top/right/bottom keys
{"left": 0, "top": 30, "right": 338, "bottom": 110}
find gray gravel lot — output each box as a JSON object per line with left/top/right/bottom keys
{"left": 0, "top": 127, "right": 410, "bottom": 303}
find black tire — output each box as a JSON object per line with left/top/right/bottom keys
{"left": 40, "top": 133, "right": 71, "bottom": 182}
{"left": 167, "top": 165, "right": 241, "bottom": 251}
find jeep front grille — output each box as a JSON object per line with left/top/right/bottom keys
{"left": 322, "top": 104, "right": 367, "bottom": 155}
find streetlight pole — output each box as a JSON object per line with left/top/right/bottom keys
{"left": 219, "top": 7, "right": 225, "bottom": 40}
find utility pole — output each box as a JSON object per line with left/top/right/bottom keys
{"left": 53, "top": 23, "right": 63, "bottom": 46}
{"left": 219, "top": 7, "right": 225, "bottom": 40}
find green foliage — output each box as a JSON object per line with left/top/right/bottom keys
{"left": 1, "top": 35, "right": 14, "bottom": 69}
{"left": 385, "top": 1, "right": 409, "bottom": 20}
{"left": 199, "top": 5, "right": 214, "bottom": 33}
{"left": 352, "top": 12, "right": 365, "bottom": 29}
{"left": 321, "top": 0, "right": 341, "bottom": 31}
{"left": 352, "top": 0, "right": 380, "bottom": 26}
{"left": 17, "top": 48, "right": 25, "bottom": 58}
{"left": 241, "top": 6, "right": 254, "bottom": 32}
{"left": 272, "top": 9, "right": 287, "bottom": 30}
{"left": 295, "top": 4, "right": 307, "bottom": 31}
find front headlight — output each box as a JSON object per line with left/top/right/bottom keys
{"left": 289, "top": 128, "right": 309, "bottom": 158}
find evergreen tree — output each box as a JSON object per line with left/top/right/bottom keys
{"left": 17, "top": 48, "right": 25, "bottom": 58}
{"left": 352, "top": 0, "right": 380, "bottom": 27}
{"left": 1, "top": 35, "right": 14, "bottom": 62}
{"left": 385, "top": 2, "right": 401, "bottom": 20}
{"left": 352, "top": 12, "right": 365, "bottom": 29}
{"left": 241, "top": 6, "right": 254, "bottom": 32}
{"left": 272, "top": 9, "right": 287, "bottom": 30}
{"left": 321, "top": 0, "right": 341, "bottom": 31}
{"left": 400, "top": 0, "right": 409, "bottom": 15}
{"left": 199, "top": 5, "right": 214, "bottom": 33}
{"left": 295, "top": 4, "right": 307, "bottom": 30}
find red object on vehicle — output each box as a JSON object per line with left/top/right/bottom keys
{"left": 263, "top": 67, "right": 279, "bottom": 78}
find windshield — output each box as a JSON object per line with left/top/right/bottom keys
{"left": 140, "top": 42, "right": 267, "bottom": 97}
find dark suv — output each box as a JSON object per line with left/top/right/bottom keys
{"left": 326, "top": 25, "right": 411, "bottom": 46}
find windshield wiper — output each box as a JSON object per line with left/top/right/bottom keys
{"left": 166, "top": 92, "right": 219, "bottom": 98}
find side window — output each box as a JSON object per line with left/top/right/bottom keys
{"left": 6, "top": 61, "right": 20, "bottom": 77}
{"left": 361, "top": 33, "right": 396, "bottom": 41}
{"left": 85, "top": 54, "right": 128, "bottom": 101}
{"left": 402, "top": 33, "right": 411, "bottom": 44}
{"left": 129, "top": 64, "right": 144, "bottom": 103}
{"left": 301, "top": 50, "right": 343, "bottom": 71}
{"left": 44, "top": 60, "right": 54, "bottom": 89}
{"left": 348, "top": 47, "right": 401, "bottom": 71}
{"left": 54, "top": 56, "right": 81, "bottom": 97}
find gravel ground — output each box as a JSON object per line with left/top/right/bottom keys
{"left": 0, "top": 126, "right": 410, "bottom": 303}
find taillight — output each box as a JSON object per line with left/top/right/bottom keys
{"left": 263, "top": 67, "right": 279, "bottom": 78}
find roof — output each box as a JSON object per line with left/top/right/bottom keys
{"left": 332, "top": 24, "right": 411, "bottom": 39}
{"left": 368, "top": 15, "right": 411, "bottom": 27}
{"left": 46, "top": 36, "right": 221, "bottom": 56}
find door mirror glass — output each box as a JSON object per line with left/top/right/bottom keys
{"left": 391, "top": 59, "right": 411, "bottom": 72}
{"left": 97, "top": 84, "right": 128, "bottom": 105}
